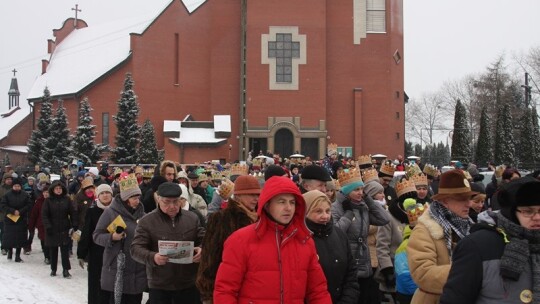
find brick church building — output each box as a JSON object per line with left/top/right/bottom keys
{"left": 24, "top": 0, "right": 405, "bottom": 164}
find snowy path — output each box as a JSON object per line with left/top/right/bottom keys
{"left": 0, "top": 237, "right": 148, "bottom": 303}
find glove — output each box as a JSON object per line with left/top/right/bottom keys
{"left": 115, "top": 226, "right": 125, "bottom": 234}
{"left": 381, "top": 267, "right": 395, "bottom": 288}
{"left": 71, "top": 230, "right": 82, "bottom": 242}
{"left": 342, "top": 200, "right": 352, "bottom": 212}
{"left": 78, "top": 258, "right": 86, "bottom": 269}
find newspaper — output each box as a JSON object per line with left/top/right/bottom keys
{"left": 158, "top": 240, "right": 194, "bottom": 264}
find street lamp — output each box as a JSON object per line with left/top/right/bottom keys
{"left": 228, "top": 144, "right": 232, "bottom": 162}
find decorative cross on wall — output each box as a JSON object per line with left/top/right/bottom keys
{"left": 267, "top": 34, "right": 300, "bottom": 83}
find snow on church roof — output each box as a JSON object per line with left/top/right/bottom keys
{"left": 0, "top": 106, "right": 31, "bottom": 142}
{"left": 28, "top": 0, "right": 208, "bottom": 100}
{"left": 166, "top": 115, "right": 230, "bottom": 145}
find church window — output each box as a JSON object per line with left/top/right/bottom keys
{"left": 366, "top": 0, "right": 386, "bottom": 33}
{"left": 268, "top": 34, "right": 300, "bottom": 83}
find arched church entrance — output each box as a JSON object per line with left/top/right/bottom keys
{"left": 274, "top": 128, "right": 294, "bottom": 158}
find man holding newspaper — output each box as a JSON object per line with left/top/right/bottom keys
{"left": 131, "top": 182, "right": 205, "bottom": 304}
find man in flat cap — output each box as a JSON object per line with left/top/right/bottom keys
{"left": 131, "top": 182, "right": 205, "bottom": 304}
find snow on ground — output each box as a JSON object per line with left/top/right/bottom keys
{"left": 0, "top": 237, "right": 149, "bottom": 303}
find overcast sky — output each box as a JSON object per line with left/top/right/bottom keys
{"left": 1, "top": 0, "right": 539, "bottom": 113}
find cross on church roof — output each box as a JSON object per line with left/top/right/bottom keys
{"left": 12, "top": 69, "right": 17, "bottom": 77}
{"left": 72, "top": 4, "right": 81, "bottom": 27}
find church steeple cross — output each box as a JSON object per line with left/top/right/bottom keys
{"left": 267, "top": 33, "right": 300, "bottom": 83}
{"left": 12, "top": 69, "right": 17, "bottom": 77}
{"left": 72, "top": 4, "right": 81, "bottom": 27}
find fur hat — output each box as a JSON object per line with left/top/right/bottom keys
{"left": 81, "top": 177, "right": 95, "bottom": 190}
{"left": 301, "top": 165, "right": 332, "bottom": 182}
{"left": 264, "top": 165, "right": 286, "bottom": 181}
{"left": 119, "top": 174, "right": 142, "bottom": 201}
{"left": 234, "top": 175, "right": 261, "bottom": 195}
{"left": 498, "top": 177, "right": 540, "bottom": 223}
{"left": 96, "top": 184, "right": 113, "bottom": 196}
{"left": 431, "top": 169, "right": 477, "bottom": 201}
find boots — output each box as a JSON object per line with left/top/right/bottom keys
{"left": 63, "top": 269, "right": 71, "bottom": 279}
{"left": 7, "top": 249, "right": 12, "bottom": 260}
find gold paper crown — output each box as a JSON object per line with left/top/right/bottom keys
{"left": 198, "top": 174, "right": 209, "bottom": 182}
{"left": 252, "top": 158, "right": 262, "bottom": 167}
{"left": 405, "top": 163, "right": 422, "bottom": 179}
{"left": 403, "top": 198, "right": 427, "bottom": 226}
{"left": 230, "top": 163, "right": 249, "bottom": 176}
{"left": 113, "top": 167, "right": 123, "bottom": 176}
{"left": 218, "top": 179, "right": 234, "bottom": 199}
{"left": 119, "top": 174, "right": 139, "bottom": 193}
{"left": 337, "top": 167, "right": 363, "bottom": 187}
{"left": 422, "top": 164, "right": 439, "bottom": 178}
{"left": 327, "top": 143, "right": 338, "bottom": 154}
{"left": 379, "top": 161, "right": 396, "bottom": 177}
{"left": 410, "top": 173, "right": 428, "bottom": 187}
{"left": 395, "top": 178, "right": 417, "bottom": 198}
{"left": 357, "top": 154, "right": 372, "bottom": 166}
{"left": 333, "top": 178, "right": 341, "bottom": 190}
{"left": 495, "top": 165, "right": 506, "bottom": 178}
{"left": 463, "top": 171, "right": 472, "bottom": 181}
{"left": 250, "top": 172, "right": 265, "bottom": 180}
{"left": 142, "top": 168, "right": 154, "bottom": 179}
{"left": 361, "top": 168, "right": 379, "bottom": 184}
{"left": 210, "top": 171, "right": 223, "bottom": 180}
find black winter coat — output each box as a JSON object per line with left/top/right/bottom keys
{"left": 42, "top": 181, "right": 77, "bottom": 247}
{"left": 0, "top": 190, "right": 32, "bottom": 248}
{"left": 307, "top": 219, "right": 360, "bottom": 304}
{"left": 77, "top": 201, "right": 106, "bottom": 304}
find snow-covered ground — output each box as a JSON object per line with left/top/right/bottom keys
{"left": 0, "top": 237, "right": 148, "bottom": 303}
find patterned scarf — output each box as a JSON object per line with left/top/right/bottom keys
{"left": 429, "top": 201, "right": 471, "bottom": 257}
{"left": 231, "top": 199, "right": 258, "bottom": 222}
{"left": 497, "top": 213, "right": 540, "bottom": 304}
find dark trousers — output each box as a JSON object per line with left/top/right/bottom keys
{"left": 358, "top": 274, "right": 382, "bottom": 304}
{"left": 149, "top": 287, "right": 200, "bottom": 304}
{"left": 40, "top": 240, "right": 50, "bottom": 259}
{"left": 0, "top": 221, "right": 4, "bottom": 250}
{"left": 102, "top": 290, "right": 142, "bottom": 304}
{"left": 24, "top": 228, "right": 35, "bottom": 251}
{"left": 49, "top": 244, "right": 71, "bottom": 271}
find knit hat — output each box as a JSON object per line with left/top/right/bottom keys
{"left": 233, "top": 175, "right": 261, "bottom": 195}
{"left": 88, "top": 167, "right": 99, "bottom": 177}
{"left": 499, "top": 177, "right": 540, "bottom": 224}
{"left": 158, "top": 182, "right": 182, "bottom": 198}
{"left": 301, "top": 165, "right": 332, "bottom": 182}
{"left": 12, "top": 177, "right": 22, "bottom": 186}
{"left": 81, "top": 177, "right": 95, "bottom": 190}
{"left": 363, "top": 180, "right": 384, "bottom": 199}
{"left": 303, "top": 190, "right": 332, "bottom": 215}
{"left": 96, "top": 184, "right": 113, "bottom": 196}
{"left": 119, "top": 174, "right": 142, "bottom": 201}
{"left": 264, "top": 165, "right": 286, "bottom": 181}
{"left": 431, "top": 169, "right": 477, "bottom": 201}
{"left": 338, "top": 167, "right": 364, "bottom": 196}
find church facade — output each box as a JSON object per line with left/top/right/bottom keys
{"left": 26, "top": 0, "right": 405, "bottom": 164}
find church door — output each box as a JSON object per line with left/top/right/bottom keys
{"left": 274, "top": 128, "right": 294, "bottom": 159}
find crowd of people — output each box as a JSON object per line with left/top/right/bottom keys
{"left": 0, "top": 146, "right": 539, "bottom": 304}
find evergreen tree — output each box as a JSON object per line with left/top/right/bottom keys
{"left": 474, "top": 106, "right": 493, "bottom": 167}
{"left": 71, "top": 98, "right": 102, "bottom": 166}
{"left": 48, "top": 100, "right": 72, "bottom": 167}
{"left": 414, "top": 144, "right": 422, "bottom": 157}
{"left": 494, "top": 102, "right": 516, "bottom": 165}
{"left": 112, "top": 73, "right": 140, "bottom": 164}
{"left": 518, "top": 108, "right": 538, "bottom": 169}
{"left": 27, "top": 87, "right": 54, "bottom": 165}
{"left": 404, "top": 141, "right": 414, "bottom": 157}
{"left": 138, "top": 119, "right": 159, "bottom": 164}
{"left": 451, "top": 100, "right": 472, "bottom": 163}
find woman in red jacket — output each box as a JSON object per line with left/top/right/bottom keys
{"left": 28, "top": 185, "right": 50, "bottom": 264}
{"left": 213, "top": 176, "right": 331, "bottom": 303}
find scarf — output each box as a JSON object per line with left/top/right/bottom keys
{"left": 96, "top": 199, "right": 110, "bottom": 210}
{"left": 231, "top": 199, "right": 258, "bottom": 222}
{"left": 496, "top": 213, "right": 540, "bottom": 303}
{"left": 429, "top": 201, "right": 471, "bottom": 257}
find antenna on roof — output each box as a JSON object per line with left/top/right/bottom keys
{"left": 71, "top": 4, "right": 81, "bottom": 27}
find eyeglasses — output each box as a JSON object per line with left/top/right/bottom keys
{"left": 516, "top": 209, "right": 540, "bottom": 218}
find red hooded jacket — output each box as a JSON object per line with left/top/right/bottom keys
{"left": 214, "top": 176, "right": 331, "bottom": 303}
